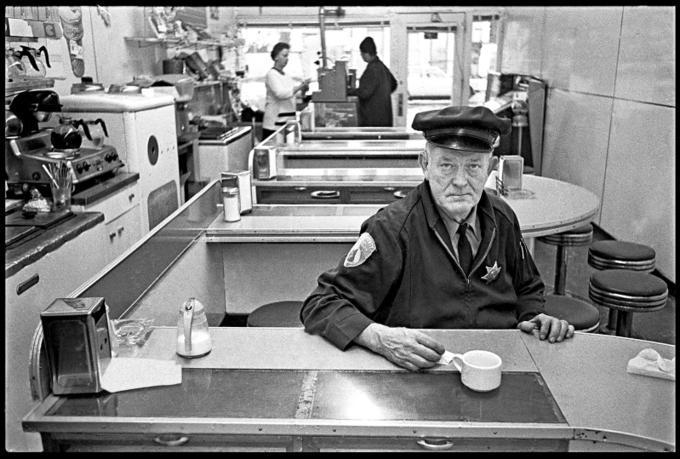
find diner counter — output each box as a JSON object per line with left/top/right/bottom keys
{"left": 207, "top": 175, "right": 599, "bottom": 242}
{"left": 277, "top": 138, "right": 425, "bottom": 152}
{"left": 301, "top": 127, "right": 416, "bottom": 140}
{"left": 5, "top": 212, "right": 104, "bottom": 278}
{"left": 23, "top": 328, "right": 675, "bottom": 452}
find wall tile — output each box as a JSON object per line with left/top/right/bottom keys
{"left": 615, "top": 6, "right": 675, "bottom": 106}
{"left": 601, "top": 100, "right": 675, "bottom": 281}
{"left": 541, "top": 89, "right": 612, "bottom": 224}
{"left": 500, "top": 7, "right": 545, "bottom": 76}
{"left": 542, "top": 7, "right": 622, "bottom": 96}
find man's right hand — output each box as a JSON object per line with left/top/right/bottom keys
{"left": 354, "top": 323, "right": 445, "bottom": 371}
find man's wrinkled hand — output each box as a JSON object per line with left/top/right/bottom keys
{"left": 355, "top": 323, "right": 445, "bottom": 371}
{"left": 517, "top": 313, "right": 575, "bottom": 343}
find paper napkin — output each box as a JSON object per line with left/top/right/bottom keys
{"left": 101, "top": 358, "right": 182, "bottom": 393}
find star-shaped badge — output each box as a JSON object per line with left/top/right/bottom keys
{"left": 481, "top": 261, "right": 501, "bottom": 283}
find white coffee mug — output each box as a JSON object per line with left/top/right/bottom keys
{"left": 451, "top": 350, "right": 502, "bottom": 392}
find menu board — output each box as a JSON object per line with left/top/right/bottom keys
{"left": 313, "top": 101, "right": 358, "bottom": 128}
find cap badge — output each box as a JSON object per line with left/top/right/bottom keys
{"left": 481, "top": 261, "right": 501, "bottom": 283}
{"left": 344, "top": 232, "right": 377, "bottom": 268}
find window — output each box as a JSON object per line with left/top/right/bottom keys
{"left": 238, "top": 24, "right": 390, "bottom": 112}
{"left": 469, "top": 15, "right": 500, "bottom": 106}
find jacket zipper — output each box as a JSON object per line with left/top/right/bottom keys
{"left": 434, "top": 228, "right": 496, "bottom": 293}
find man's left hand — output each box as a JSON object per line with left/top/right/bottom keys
{"left": 517, "top": 313, "right": 575, "bottom": 343}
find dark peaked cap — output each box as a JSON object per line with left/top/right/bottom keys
{"left": 412, "top": 105, "right": 512, "bottom": 152}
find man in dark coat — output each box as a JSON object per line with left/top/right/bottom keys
{"left": 350, "top": 37, "right": 398, "bottom": 127}
{"left": 300, "top": 106, "right": 575, "bottom": 371}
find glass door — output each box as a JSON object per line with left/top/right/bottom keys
{"left": 390, "top": 13, "right": 468, "bottom": 129}
{"left": 406, "top": 25, "right": 457, "bottom": 129}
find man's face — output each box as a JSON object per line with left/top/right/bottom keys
{"left": 419, "top": 144, "right": 495, "bottom": 221}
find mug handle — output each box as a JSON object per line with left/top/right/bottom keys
{"left": 450, "top": 353, "right": 464, "bottom": 372}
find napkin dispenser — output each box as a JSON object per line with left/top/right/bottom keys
{"left": 253, "top": 147, "right": 277, "bottom": 180}
{"left": 40, "top": 297, "right": 112, "bottom": 395}
{"left": 497, "top": 155, "right": 524, "bottom": 195}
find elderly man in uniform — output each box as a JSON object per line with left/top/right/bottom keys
{"left": 300, "top": 105, "right": 575, "bottom": 371}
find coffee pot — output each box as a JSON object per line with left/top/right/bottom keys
{"left": 176, "top": 298, "right": 212, "bottom": 358}
{"left": 20, "top": 45, "right": 51, "bottom": 78}
{"left": 80, "top": 118, "right": 109, "bottom": 149}
{"left": 51, "top": 117, "right": 88, "bottom": 151}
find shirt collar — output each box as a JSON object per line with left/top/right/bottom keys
{"left": 440, "top": 205, "right": 479, "bottom": 239}
{"left": 272, "top": 67, "right": 285, "bottom": 75}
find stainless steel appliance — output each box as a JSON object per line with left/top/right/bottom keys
{"left": 196, "top": 126, "right": 254, "bottom": 183}
{"left": 40, "top": 297, "right": 112, "bottom": 395}
{"left": 58, "top": 91, "right": 181, "bottom": 233}
{"left": 5, "top": 132, "right": 122, "bottom": 198}
{"left": 484, "top": 73, "right": 546, "bottom": 175}
{"left": 4, "top": 90, "right": 123, "bottom": 200}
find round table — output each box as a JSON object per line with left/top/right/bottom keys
{"left": 499, "top": 174, "right": 599, "bottom": 239}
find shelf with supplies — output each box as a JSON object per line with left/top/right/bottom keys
{"left": 5, "top": 78, "right": 57, "bottom": 97}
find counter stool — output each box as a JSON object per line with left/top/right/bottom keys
{"left": 588, "top": 270, "right": 667, "bottom": 338}
{"left": 246, "top": 300, "right": 304, "bottom": 328}
{"left": 588, "top": 241, "right": 656, "bottom": 332}
{"left": 544, "top": 294, "right": 600, "bottom": 332}
{"left": 588, "top": 241, "right": 656, "bottom": 272}
{"left": 539, "top": 224, "right": 593, "bottom": 295}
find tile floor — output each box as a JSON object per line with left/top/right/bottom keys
{"left": 533, "top": 231, "right": 676, "bottom": 345}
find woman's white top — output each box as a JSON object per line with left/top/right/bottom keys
{"left": 263, "top": 67, "right": 297, "bottom": 131}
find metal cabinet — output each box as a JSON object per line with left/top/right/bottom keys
{"left": 103, "top": 205, "right": 142, "bottom": 263}
{"left": 41, "top": 433, "right": 292, "bottom": 452}
{"left": 305, "top": 436, "right": 568, "bottom": 452}
{"left": 255, "top": 185, "right": 414, "bottom": 205}
{"left": 72, "top": 181, "right": 142, "bottom": 264}
{"left": 5, "top": 222, "right": 107, "bottom": 452}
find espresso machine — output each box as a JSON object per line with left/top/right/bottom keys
{"left": 5, "top": 90, "right": 124, "bottom": 199}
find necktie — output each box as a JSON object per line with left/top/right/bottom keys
{"left": 457, "top": 223, "right": 473, "bottom": 275}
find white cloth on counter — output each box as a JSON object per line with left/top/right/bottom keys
{"left": 101, "top": 358, "right": 182, "bottom": 393}
{"left": 626, "top": 348, "right": 675, "bottom": 381}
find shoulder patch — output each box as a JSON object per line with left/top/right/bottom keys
{"left": 344, "top": 232, "right": 377, "bottom": 268}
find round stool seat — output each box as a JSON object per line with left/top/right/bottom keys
{"left": 539, "top": 224, "right": 593, "bottom": 246}
{"left": 247, "top": 301, "right": 304, "bottom": 327}
{"left": 588, "top": 241, "right": 655, "bottom": 271}
{"left": 588, "top": 270, "right": 668, "bottom": 312}
{"left": 543, "top": 294, "right": 600, "bottom": 332}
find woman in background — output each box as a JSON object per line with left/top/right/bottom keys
{"left": 262, "top": 42, "right": 310, "bottom": 140}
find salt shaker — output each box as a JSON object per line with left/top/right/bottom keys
{"left": 221, "top": 175, "right": 241, "bottom": 222}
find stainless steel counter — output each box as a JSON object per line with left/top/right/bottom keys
{"left": 211, "top": 175, "right": 600, "bottom": 241}
{"left": 301, "top": 127, "right": 417, "bottom": 141}
{"left": 5, "top": 212, "right": 104, "bottom": 278}
{"left": 23, "top": 328, "right": 675, "bottom": 452}
{"left": 278, "top": 138, "right": 425, "bottom": 152}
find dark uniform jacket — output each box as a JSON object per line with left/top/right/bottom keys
{"left": 354, "top": 57, "right": 397, "bottom": 127}
{"left": 300, "top": 181, "right": 546, "bottom": 350}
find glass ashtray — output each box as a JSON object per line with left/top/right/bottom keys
{"left": 110, "top": 318, "right": 154, "bottom": 346}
